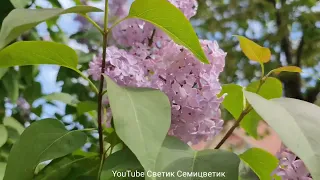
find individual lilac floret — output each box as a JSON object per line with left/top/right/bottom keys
{"left": 272, "top": 144, "right": 312, "bottom": 180}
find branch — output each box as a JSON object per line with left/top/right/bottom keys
{"left": 97, "top": 0, "right": 109, "bottom": 160}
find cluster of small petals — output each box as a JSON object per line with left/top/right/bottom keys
{"left": 105, "top": 46, "right": 148, "bottom": 87}
{"left": 112, "top": 19, "right": 155, "bottom": 47}
{"left": 147, "top": 40, "right": 226, "bottom": 144}
{"left": 88, "top": 55, "right": 103, "bottom": 81}
{"left": 168, "top": 0, "right": 198, "bottom": 19}
{"left": 272, "top": 144, "right": 312, "bottom": 180}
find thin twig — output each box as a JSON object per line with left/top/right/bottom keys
{"left": 215, "top": 78, "right": 266, "bottom": 149}
{"left": 97, "top": 0, "right": 109, "bottom": 161}
{"left": 214, "top": 106, "right": 252, "bottom": 149}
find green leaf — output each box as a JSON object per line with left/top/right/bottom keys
{"left": 0, "top": 0, "right": 14, "bottom": 30}
{"left": 105, "top": 76, "right": 171, "bottom": 172}
{"left": 0, "top": 41, "right": 98, "bottom": 93}
{"left": 243, "top": 91, "right": 320, "bottom": 179}
{"left": 6, "top": 126, "right": 20, "bottom": 144}
{"left": 241, "top": 77, "right": 283, "bottom": 138}
{"left": 48, "top": 0, "right": 62, "bottom": 8}
{"left": 246, "top": 77, "right": 283, "bottom": 99}
{"left": 24, "top": 82, "right": 42, "bottom": 103}
{"left": 271, "top": 66, "right": 302, "bottom": 75}
{"left": 77, "top": 101, "right": 97, "bottom": 115}
{"left": 104, "top": 131, "right": 122, "bottom": 148}
{"left": 35, "top": 155, "right": 99, "bottom": 180}
{"left": 0, "top": 41, "right": 77, "bottom": 69}
{"left": 100, "top": 148, "right": 144, "bottom": 180}
{"left": 10, "top": 0, "right": 30, "bottom": 8}
{"left": 4, "top": 119, "right": 88, "bottom": 180}
{"left": 220, "top": 84, "right": 245, "bottom": 119}
{"left": 0, "top": 162, "right": 6, "bottom": 180}
{"left": 3, "top": 117, "right": 24, "bottom": 134}
{"left": 34, "top": 156, "right": 74, "bottom": 180}
{"left": 0, "top": 6, "right": 103, "bottom": 49}
{"left": 239, "top": 148, "right": 279, "bottom": 180}
{"left": 2, "top": 70, "right": 19, "bottom": 102}
{"left": 128, "top": 0, "right": 209, "bottom": 64}
{"left": 0, "top": 68, "right": 7, "bottom": 79}
{"left": 0, "top": 125, "right": 8, "bottom": 148}
{"left": 64, "top": 156, "right": 100, "bottom": 179}
{"left": 42, "top": 92, "right": 79, "bottom": 107}
{"left": 156, "top": 136, "right": 240, "bottom": 180}
{"left": 235, "top": 35, "right": 271, "bottom": 63}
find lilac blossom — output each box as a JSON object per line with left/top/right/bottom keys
{"left": 272, "top": 144, "right": 312, "bottom": 180}
{"left": 88, "top": 0, "right": 226, "bottom": 144}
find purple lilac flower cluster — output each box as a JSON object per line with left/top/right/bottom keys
{"left": 89, "top": 0, "right": 225, "bottom": 145}
{"left": 272, "top": 144, "right": 312, "bottom": 180}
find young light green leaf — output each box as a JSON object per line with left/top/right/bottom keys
{"left": 0, "top": 68, "right": 7, "bottom": 79}
{"left": 128, "top": 0, "right": 209, "bottom": 64}
{"left": 0, "top": 125, "right": 8, "bottom": 148}
{"left": 156, "top": 136, "right": 240, "bottom": 180}
{"left": 0, "top": 6, "right": 103, "bottom": 49}
{"left": 105, "top": 76, "right": 171, "bottom": 172}
{"left": 271, "top": 66, "right": 302, "bottom": 75}
{"left": 4, "top": 119, "right": 88, "bottom": 180}
{"left": 243, "top": 91, "right": 320, "bottom": 179}
{"left": 100, "top": 149, "right": 144, "bottom": 180}
{"left": 219, "top": 84, "right": 245, "bottom": 119}
{"left": 10, "top": 0, "right": 30, "bottom": 8}
{"left": 239, "top": 148, "right": 279, "bottom": 180}
{"left": 76, "top": 101, "right": 97, "bottom": 115}
{"left": 241, "top": 77, "right": 283, "bottom": 138}
{"left": 42, "top": 93, "right": 79, "bottom": 107}
{"left": 235, "top": 35, "right": 271, "bottom": 63}
{"left": 3, "top": 117, "right": 24, "bottom": 134}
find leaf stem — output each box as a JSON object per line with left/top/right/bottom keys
{"left": 81, "top": 14, "right": 104, "bottom": 35}
{"left": 76, "top": 70, "right": 99, "bottom": 94}
{"left": 109, "top": 17, "right": 128, "bottom": 31}
{"left": 97, "top": 147, "right": 109, "bottom": 180}
{"left": 215, "top": 78, "right": 267, "bottom": 149}
{"left": 214, "top": 105, "right": 252, "bottom": 149}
